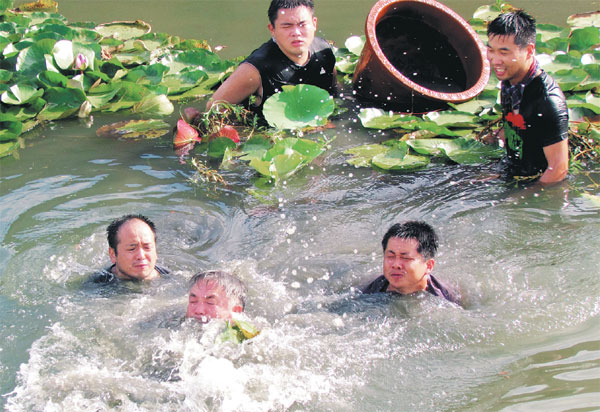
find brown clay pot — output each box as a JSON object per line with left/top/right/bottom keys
{"left": 352, "top": 0, "right": 490, "bottom": 112}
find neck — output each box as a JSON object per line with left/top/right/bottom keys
{"left": 509, "top": 58, "right": 536, "bottom": 86}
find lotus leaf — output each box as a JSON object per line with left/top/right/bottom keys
{"left": 358, "top": 108, "right": 423, "bottom": 130}
{"left": 567, "top": 11, "right": 600, "bottom": 29}
{"left": 345, "top": 35, "right": 365, "bottom": 56}
{"left": 567, "top": 92, "right": 600, "bottom": 114}
{"left": 15, "top": 39, "right": 56, "bottom": 76}
{"left": 424, "top": 111, "right": 480, "bottom": 128}
{"left": 569, "top": 27, "right": 600, "bottom": 52}
{"left": 407, "top": 137, "right": 504, "bottom": 164}
{"left": 0, "top": 0, "right": 11, "bottom": 12}
{"left": 37, "top": 87, "right": 86, "bottom": 120}
{"left": 162, "top": 70, "right": 208, "bottom": 95}
{"left": 372, "top": 151, "right": 430, "bottom": 171}
{"left": 471, "top": 4, "right": 501, "bottom": 21}
{"left": 0, "top": 112, "right": 23, "bottom": 141}
{"left": 536, "top": 24, "right": 569, "bottom": 42}
{"left": 263, "top": 84, "right": 335, "bottom": 130}
{"left": 553, "top": 68, "right": 590, "bottom": 91}
{"left": 52, "top": 40, "right": 97, "bottom": 71}
{"left": 96, "top": 119, "right": 171, "bottom": 139}
{"left": 1, "top": 83, "right": 43, "bottom": 105}
{"left": 36, "top": 70, "right": 67, "bottom": 88}
{"left": 125, "top": 64, "right": 169, "bottom": 85}
{"left": 95, "top": 21, "right": 152, "bottom": 41}
{"left": 241, "top": 135, "right": 273, "bottom": 158}
{"left": 581, "top": 193, "right": 600, "bottom": 208}
{"left": 86, "top": 83, "right": 122, "bottom": 108}
{"left": 0, "top": 140, "right": 21, "bottom": 158}
{"left": 207, "top": 137, "right": 237, "bottom": 159}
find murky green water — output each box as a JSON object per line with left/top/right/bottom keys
{"left": 1, "top": 0, "right": 599, "bottom": 411}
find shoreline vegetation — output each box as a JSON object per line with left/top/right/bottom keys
{"left": 0, "top": 0, "right": 598, "bottom": 187}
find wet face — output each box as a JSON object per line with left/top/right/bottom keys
{"left": 186, "top": 280, "right": 242, "bottom": 323}
{"left": 109, "top": 219, "right": 158, "bottom": 280}
{"left": 486, "top": 34, "right": 534, "bottom": 85}
{"left": 268, "top": 5, "right": 317, "bottom": 65}
{"left": 383, "top": 237, "right": 434, "bottom": 294}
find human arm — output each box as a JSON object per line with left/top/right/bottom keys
{"left": 540, "top": 138, "right": 569, "bottom": 184}
{"left": 206, "top": 63, "right": 262, "bottom": 110}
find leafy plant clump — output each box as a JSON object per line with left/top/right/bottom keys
{"left": 338, "top": 2, "right": 599, "bottom": 173}
{"left": 0, "top": 0, "right": 238, "bottom": 157}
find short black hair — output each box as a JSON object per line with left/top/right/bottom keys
{"left": 381, "top": 221, "right": 438, "bottom": 260}
{"left": 189, "top": 270, "right": 247, "bottom": 309}
{"left": 106, "top": 214, "right": 156, "bottom": 254}
{"left": 487, "top": 10, "right": 536, "bottom": 48}
{"left": 268, "top": 0, "right": 314, "bottom": 25}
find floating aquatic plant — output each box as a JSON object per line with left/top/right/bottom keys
{"left": 344, "top": 5, "right": 599, "bottom": 173}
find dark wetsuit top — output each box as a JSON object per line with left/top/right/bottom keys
{"left": 90, "top": 264, "right": 170, "bottom": 284}
{"left": 242, "top": 37, "right": 337, "bottom": 114}
{"left": 501, "top": 70, "right": 569, "bottom": 178}
{"left": 362, "top": 274, "right": 460, "bottom": 305}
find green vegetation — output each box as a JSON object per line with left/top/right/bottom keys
{"left": 0, "top": 0, "right": 598, "bottom": 189}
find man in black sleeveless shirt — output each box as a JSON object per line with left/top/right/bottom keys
{"left": 362, "top": 221, "right": 460, "bottom": 305}
{"left": 485, "top": 10, "right": 569, "bottom": 183}
{"left": 207, "top": 0, "right": 337, "bottom": 114}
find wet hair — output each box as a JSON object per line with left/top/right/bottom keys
{"left": 381, "top": 221, "right": 438, "bottom": 260}
{"left": 189, "top": 270, "right": 247, "bottom": 310}
{"left": 487, "top": 10, "right": 536, "bottom": 48}
{"left": 106, "top": 214, "right": 156, "bottom": 254}
{"left": 268, "top": 0, "right": 314, "bottom": 25}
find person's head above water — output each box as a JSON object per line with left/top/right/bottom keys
{"left": 486, "top": 10, "right": 536, "bottom": 86}
{"left": 381, "top": 221, "right": 438, "bottom": 295}
{"left": 186, "top": 271, "right": 247, "bottom": 323}
{"left": 106, "top": 214, "right": 159, "bottom": 281}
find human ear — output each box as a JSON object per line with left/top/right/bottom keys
{"left": 109, "top": 247, "right": 117, "bottom": 263}
{"left": 268, "top": 23, "right": 275, "bottom": 36}
{"left": 425, "top": 258, "right": 435, "bottom": 274}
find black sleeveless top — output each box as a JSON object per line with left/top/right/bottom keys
{"left": 243, "top": 37, "right": 337, "bottom": 113}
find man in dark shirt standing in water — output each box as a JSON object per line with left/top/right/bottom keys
{"left": 485, "top": 10, "right": 569, "bottom": 183}
{"left": 92, "top": 214, "right": 169, "bottom": 284}
{"left": 206, "top": 0, "right": 337, "bottom": 114}
{"left": 362, "top": 221, "right": 459, "bottom": 305}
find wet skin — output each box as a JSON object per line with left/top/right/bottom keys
{"left": 186, "top": 280, "right": 242, "bottom": 323}
{"left": 383, "top": 237, "right": 434, "bottom": 294}
{"left": 109, "top": 218, "right": 158, "bottom": 281}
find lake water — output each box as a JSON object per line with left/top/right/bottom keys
{"left": 1, "top": 0, "right": 599, "bottom": 411}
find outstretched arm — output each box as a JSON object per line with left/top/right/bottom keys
{"left": 206, "top": 63, "right": 262, "bottom": 110}
{"left": 540, "top": 139, "right": 569, "bottom": 184}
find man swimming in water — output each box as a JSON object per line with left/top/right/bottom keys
{"left": 485, "top": 10, "right": 569, "bottom": 183}
{"left": 362, "top": 221, "right": 459, "bottom": 305}
{"left": 91, "top": 214, "right": 170, "bottom": 284}
{"left": 186, "top": 270, "right": 258, "bottom": 342}
{"left": 206, "top": 0, "right": 337, "bottom": 115}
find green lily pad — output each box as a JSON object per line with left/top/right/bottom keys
{"left": 131, "top": 94, "right": 174, "bottom": 116}
{"left": 345, "top": 35, "right": 365, "bottom": 56}
{"left": 37, "top": 70, "right": 68, "bottom": 88}
{"left": 37, "top": 87, "right": 87, "bottom": 120}
{"left": 372, "top": 151, "right": 430, "bottom": 171}
{"left": 263, "top": 84, "right": 335, "bottom": 130}
{"left": 358, "top": 108, "right": 423, "bottom": 130}
{"left": 246, "top": 137, "right": 325, "bottom": 181}
{"left": 0, "top": 112, "right": 23, "bottom": 141}
{"left": 96, "top": 119, "right": 171, "bottom": 139}
{"left": 424, "top": 110, "right": 480, "bottom": 128}
{"left": 15, "top": 38, "right": 56, "bottom": 76}
{"left": 95, "top": 20, "right": 152, "bottom": 41}
{"left": 207, "top": 137, "right": 238, "bottom": 159}
{"left": 52, "top": 40, "right": 96, "bottom": 71}
{"left": 407, "top": 137, "right": 504, "bottom": 164}
{"left": 1, "top": 83, "right": 44, "bottom": 105}
{"left": 553, "top": 68, "right": 590, "bottom": 91}
{"left": 241, "top": 135, "right": 272, "bottom": 158}
{"left": 567, "top": 92, "right": 600, "bottom": 114}
{"left": 569, "top": 27, "right": 600, "bottom": 52}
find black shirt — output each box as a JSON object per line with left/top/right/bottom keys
{"left": 362, "top": 274, "right": 460, "bottom": 305}
{"left": 243, "top": 37, "right": 337, "bottom": 113}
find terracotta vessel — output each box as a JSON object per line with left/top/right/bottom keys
{"left": 352, "top": 0, "right": 490, "bottom": 112}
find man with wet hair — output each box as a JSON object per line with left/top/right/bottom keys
{"left": 362, "top": 221, "right": 459, "bottom": 304}
{"left": 186, "top": 270, "right": 259, "bottom": 343}
{"left": 92, "top": 214, "right": 169, "bottom": 284}
{"left": 186, "top": 270, "right": 247, "bottom": 322}
{"left": 485, "top": 10, "right": 569, "bottom": 183}
{"left": 206, "top": 0, "right": 337, "bottom": 114}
